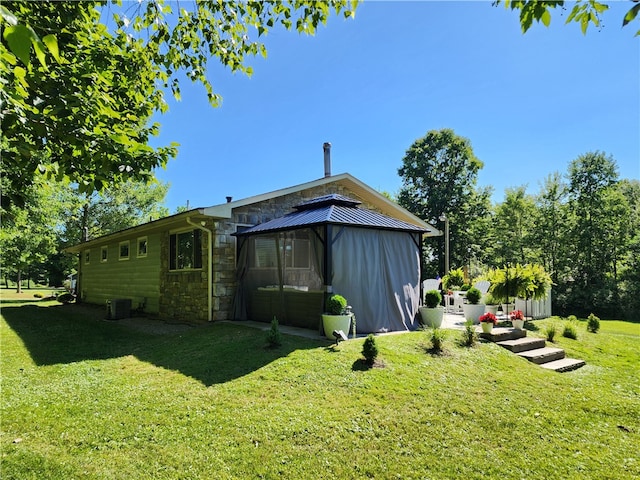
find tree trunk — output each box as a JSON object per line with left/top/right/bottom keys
{"left": 16, "top": 269, "right": 22, "bottom": 293}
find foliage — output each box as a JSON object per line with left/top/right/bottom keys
{"left": 586, "top": 313, "right": 600, "bottom": 333}
{"left": 482, "top": 292, "right": 500, "bottom": 305}
{"left": 465, "top": 287, "right": 482, "bottom": 305}
{"left": 442, "top": 267, "right": 465, "bottom": 290}
{"left": 427, "top": 327, "right": 446, "bottom": 353}
{"left": 479, "top": 312, "right": 498, "bottom": 325}
{"left": 495, "top": 0, "right": 639, "bottom": 36}
{"left": 325, "top": 294, "right": 348, "bottom": 315}
{"left": 266, "top": 316, "right": 282, "bottom": 347}
{"left": 0, "top": 1, "right": 357, "bottom": 209}
{"left": 545, "top": 323, "right": 557, "bottom": 342}
{"left": 397, "top": 129, "right": 491, "bottom": 277}
{"left": 424, "top": 290, "right": 442, "bottom": 309}
{"left": 362, "top": 334, "right": 379, "bottom": 366}
{"left": 55, "top": 292, "right": 74, "bottom": 304}
{"left": 510, "top": 310, "right": 524, "bottom": 321}
{"left": 562, "top": 321, "right": 578, "bottom": 340}
{"left": 488, "top": 263, "right": 551, "bottom": 303}
{"left": 459, "top": 319, "right": 478, "bottom": 347}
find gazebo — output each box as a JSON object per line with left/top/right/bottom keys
{"left": 232, "top": 194, "right": 431, "bottom": 334}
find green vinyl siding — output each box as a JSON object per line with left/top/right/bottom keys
{"left": 80, "top": 233, "right": 161, "bottom": 313}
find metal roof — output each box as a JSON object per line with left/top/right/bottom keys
{"left": 235, "top": 194, "right": 431, "bottom": 236}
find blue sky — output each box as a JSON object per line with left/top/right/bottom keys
{"left": 150, "top": 1, "right": 639, "bottom": 212}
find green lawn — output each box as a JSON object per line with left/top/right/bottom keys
{"left": 1, "top": 301, "right": 638, "bottom": 479}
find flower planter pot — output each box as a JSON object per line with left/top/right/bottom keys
{"left": 462, "top": 303, "right": 486, "bottom": 324}
{"left": 322, "top": 314, "right": 352, "bottom": 340}
{"left": 419, "top": 306, "right": 444, "bottom": 328}
{"left": 501, "top": 303, "right": 515, "bottom": 316}
{"left": 485, "top": 305, "right": 499, "bottom": 315}
{"left": 511, "top": 319, "right": 525, "bottom": 330}
{"left": 480, "top": 322, "right": 494, "bottom": 334}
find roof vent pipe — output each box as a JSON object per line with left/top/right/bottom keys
{"left": 226, "top": 196, "right": 232, "bottom": 203}
{"left": 323, "top": 142, "right": 331, "bottom": 177}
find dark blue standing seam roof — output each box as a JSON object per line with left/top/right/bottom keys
{"left": 234, "top": 194, "right": 430, "bottom": 236}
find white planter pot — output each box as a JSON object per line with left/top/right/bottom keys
{"left": 485, "top": 305, "right": 499, "bottom": 315}
{"left": 419, "top": 306, "right": 444, "bottom": 328}
{"left": 501, "top": 303, "right": 515, "bottom": 316}
{"left": 462, "top": 304, "right": 486, "bottom": 324}
{"left": 511, "top": 319, "right": 525, "bottom": 330}
{"left": 322, "top": 314, "right": 352, "bottom": 340}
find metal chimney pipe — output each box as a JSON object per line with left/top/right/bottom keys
{"left": 226, "top": 196, "right": 232, "bottom": 203}
{"left": 323, "top": 142, "right": 331, "bottom": 177}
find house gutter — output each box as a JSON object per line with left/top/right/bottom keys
{"left": 186, "top": 217, "right": 213, "bottom": 322}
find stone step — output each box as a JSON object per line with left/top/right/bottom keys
{"left": 517, "top": 346, "right": 565, "bottom": 364}
{"left": 478, "top": 327, "right": 527, "bottom": 342}
{"left": 539, "top": 358, "right": 586, "bottom": 372}
{"left": 496, "top": 336, "right": 546, "bottom": 353}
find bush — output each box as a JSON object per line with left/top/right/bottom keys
{"left": 443, "top": 268, "right": 465, "bottom": 290}
{"left": 424, "top": 290, "right": 442, "bottom": 309}
{"left": 567, "top": 315, "right": 578, "bottom": 323}
{"left": 325, "top": 294, "right": 348, "bottom": 315}
{"left": 267, "top": 317, "right": 282, "bottom": 347}
{"left": 362, "top": 334, "right": 379, "bottom": 366}
{"left": 465, "top": 287, "right": 482, "bottom": 305}
{"left": 56, "top": 293, "right": 75, "bottom": 304}
{"left": 545, "top": 323, "right": 557, "bottom": 342}
{"left": 586, "top": 313, "right": 600, "bottom": 333}
{"left": 459, "top": 320, "right": 477, "bottom": 347}
{"left": 562, "top": 322, "right": 578, "bottom": 340}
{"left": 428, "top": 327, "right": 446, "bottom": 353}
{"left": 33, "top": 292, "right": 43, "bottom": 298}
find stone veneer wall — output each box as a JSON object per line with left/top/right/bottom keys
{"left": 159, "top": 184, "right": 383, "bottom": 323}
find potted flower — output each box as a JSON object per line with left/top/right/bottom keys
{"left": 462, "top": 286, "right": 485, "bottom": 324}
{"left": 442, "top": 267, "right": 465, "bottom": 291}
{"left": 510, "top": 309, "right": 525, "bottom": 330}
{"left": 322, "top": 294, "right": 352, "bottom": 340}
{"left": 479, "top": 312, "right": 498, "bottom": 333}
{"left": 419, "top": 289, "right": 444, "bottom": 328}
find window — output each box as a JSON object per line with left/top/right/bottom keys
{"left": 119, "top": 241, "right": 130, "bottom": 260}
{"left": 84, "top": 250, "right": 90, "bottom": 264}
{"left": 137, "top": 237, "right": 148, "bottom": 258}
{"left": 170, "top": 230, "right": 202, "bottom": 270}
{"left": 101, "top": 246, "right": 108, "bottom": 262}
{"left": 253, "top": 235, "right": 310, "bottom": 269}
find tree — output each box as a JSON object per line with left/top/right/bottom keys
{"left": 0, "top": 179, "right": 61, "bottom": 292}
{"left": 495, "top": 0, "right": 640, "bottom": 36}
{"left": 491, "top": 186, "right": 537, "bottom": 266}
{"left": 397, "top": 128, "right": 490, "bottom": 277}
{"left": 1, "top": 1, "right": 358, "bottom": 209}
{"left": 565, "top": 151, "right": 622, "bottom": 315}
{"left": 58, "top": 179, "right": 170, "bottom": 245}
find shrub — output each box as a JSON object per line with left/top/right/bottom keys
{"left": 362, "top": 334, "right": 379, "bottom": 366}
{"left": 562, "top": 322, "right": 578, "bottom": 340}
{"left": 567, "top": 315, "right": 578, "bottom": 323}
{"left": 325, "top": 294, "right": 348, "bottom": 315}
{"left": 465, "top": 287, "right": 482, "bottom": 305}
{"left": 459, "top": 320, "right": 477, "bottom": 347}
{"left": 545, "top": 323, "right": 557, "bottom": 342}
{"left": 443, "top": 268, "right": 465, "bottom": 290}
{"left": 424, "top": 290, "right": 442, "bottom": 309}
{"left": 33, "top": 292, "right": 43, "bottom": 298}
{"left": 482, "top": 292, "right": 499, "bottom": 305}
{"left": 587, "top": 313, "right": 600, "bottom": 333}
{"left": 56, "top": 293, "right": 75, "bottom": 304}
{"left": 428, "top": 327, "right": 446, "bottom": 353}
{"left": 267, "top": 317, "right": 282, "bottom": 347}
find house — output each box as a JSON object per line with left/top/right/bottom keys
{"left": 66, "top": 152, "right": 439, "bottom": 332}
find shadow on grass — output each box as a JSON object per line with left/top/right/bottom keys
{"left": 1, "top": 303, "right": 324, "bottom": 387}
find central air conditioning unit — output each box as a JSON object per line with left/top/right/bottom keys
{"left": 106, "top": 298, "right": 131, "bottom": 320}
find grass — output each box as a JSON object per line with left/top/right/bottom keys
{"left": 1, "top": 302, "right": 639, "bottom": 479}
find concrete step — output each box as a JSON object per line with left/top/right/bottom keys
{"left": 479, "top": 327, "right": 527, "bottom": 342}
{"left": 517, "top": 347, "right": 565, "bottom": 364}
{"left": 539, "top": 358, "right": 586, "bottom": 372}
{"left": 496, "top": 336, "right": 546, "bottom": 353}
